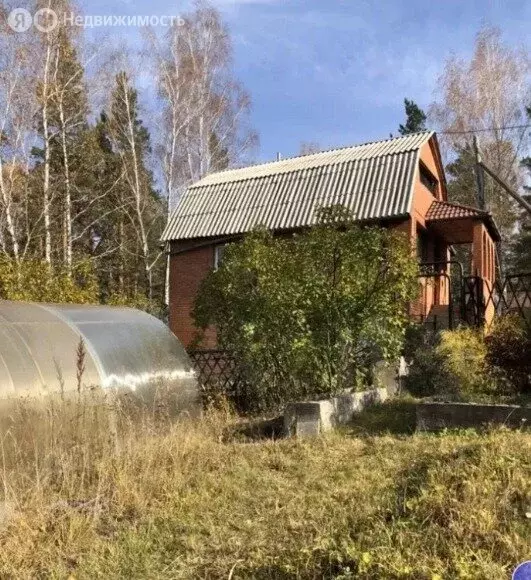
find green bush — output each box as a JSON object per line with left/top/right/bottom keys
{"left": 0, "top": 258, "right": 165, "bottom": 318}
{"left": 403, "top": 324, "right": 451, "bottom": 398}
{"left": 404, "top": 342, "right": 454, "bottom": 399}
{"left": 107, "top": 291, "right": 166, "bottom": 319}
{"left": 0, "top": 259, "right": 99, "bottom": 304}
{"left": 486, "top": 315, "right": 531, "bottom": 393}
{"left": 405, "top": 326, "right": 498, "bottom": 401}
{"left": 194, "top": 207, "right": 419, "bottom": 413}
{"left": 437, "top": 327, "right": 494, "bottom": 399}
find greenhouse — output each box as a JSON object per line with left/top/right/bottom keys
{"left": 0, "top": 300, "right": 198, "bottom": 408}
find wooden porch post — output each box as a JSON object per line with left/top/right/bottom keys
{"left": 471, "top": 222, "right": 496, "bottom": 327}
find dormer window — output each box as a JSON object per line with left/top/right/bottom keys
{"left": 420, "top": 162, "right": 438, "bottom": 196}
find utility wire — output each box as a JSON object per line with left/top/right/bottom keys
{"left": 440, "top": 123, "right": 531, "bottom": 135}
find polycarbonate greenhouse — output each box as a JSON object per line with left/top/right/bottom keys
{"left": 0, "top": 301, "right": 198, "bottom": 407}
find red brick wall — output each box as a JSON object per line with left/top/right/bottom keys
{"left": 168, "top": 140, "right": 453, "bottom": 347}
{"left": 170, "top": 221, "right": 418, "bottom": 348}
{"left": 169, "top": 242, "right": 217, "bottom": 349}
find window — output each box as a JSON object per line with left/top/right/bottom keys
{"left": 417, "top": 230, "right": 430, "bottom": 264}
{"left": 434, "top": 240, "right": 446, "bottom": 264}
{"left": 419, "top": 162, "right": 438, "bottom": 196}
{"left": 214, "top": 244, "right": 227, "bottom": 270}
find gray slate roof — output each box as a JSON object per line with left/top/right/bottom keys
{"left": 162, "top": 131, "right": 435, "bottom": 241}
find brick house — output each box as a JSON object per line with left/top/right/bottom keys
{"left": 162, "top": 132, "right": 500, "bottom": 348}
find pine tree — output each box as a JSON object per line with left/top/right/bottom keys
{"left": 108, "top": 72, "right": 164, "bottom": 301}
{"left": 33, "top": 23, "right": 89, "bottom": 269}
{"left": 73, "top": 113, "right": 124, "bottom": 296}
{"left": 398, "top": 99, "right": 427, "bottom": 135}
{"left": 446, "top": 145, "right": 477, "bottom": 207}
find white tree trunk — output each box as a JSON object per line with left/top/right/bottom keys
{"left": 41, "top": 41, "right": 53, "bottom": 266}
{"left": 122, "top": 81, "right": 151, "bottom": 295}
{"left": 58, "top": 100, "right": 73, "bottom": 271}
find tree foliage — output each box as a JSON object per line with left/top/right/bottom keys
{"left": 0, "top": 0, "right": 255, "bottom": 312}
{"left": 431, "top": 26, "right": 530, "bottom": 242}
{"left": 151, "top": 2, "right": 258, "bottom": 208}
{"left": 398, "top": 99, "right": 427, "bottom": 135}
{"left": 299, "top": 141, "right": 321, "bottom": 155}
{"left": 510, "top": 194, "right": 531, "bottom": 272}
{"left": 0, "top": 259, "right": 98, "bottom": 304}
{"left": 485, "top": 314, "right": 531, "bottom": 393}
{"left": 193, "top": 207, "right": 418, "bottom": 412}
{"left": 510, "top": 109, "right": 531, "bottom": 272}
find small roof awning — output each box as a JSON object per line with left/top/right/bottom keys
{"left": 426, "top": 200, "right": 501, "bottom": 244}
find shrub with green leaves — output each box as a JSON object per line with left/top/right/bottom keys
{"left": 405, "top": 326, "right": 503, "bottom": 401}
{"left": 403, "top": 325, "right": 454, "bottom": 399}
{"left": 437, "top": 327, "right": 494, "bottom": 399}
{"left": 0, "top": 259, "right": 99, "bottom": 304}
{"left": 107, "top": 291, "right": 166, "bottom": 318}
{"left": 486, "top": 315, "right": 531, "bottom": 393}
{"left": 193, "top": 207, "right": 418, "bottom": 412}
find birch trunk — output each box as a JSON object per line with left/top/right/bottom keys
{"left": 58, "top": 100, "right": 73, "bottom": 270}
{"left": 41, "top": 41, "right": 53, "bottom": 266}
{"left": 0, "top": 160, "right": 20, "bottom": 261}
{"left": 122, "top": 82, "right": 151, "bottom": 295}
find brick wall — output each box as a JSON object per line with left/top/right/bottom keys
{"left": 168, "top": 242, "right": 217, "bottom": 348}
{"left": 167, "top": 217, "right": 429, "bottom": 349}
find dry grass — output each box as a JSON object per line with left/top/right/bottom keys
{"left": 0, "top": 396, "right": 528, "bottom": 579}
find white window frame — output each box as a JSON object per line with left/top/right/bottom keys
{"left": 214, "top": 244, "right": 227, "bottom": 270}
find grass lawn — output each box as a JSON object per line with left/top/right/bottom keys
{"left": 0, "top": 398, "right": 529, "bottom": 578}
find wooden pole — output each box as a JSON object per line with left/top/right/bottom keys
{"left": 479, "top": 160, "right": 531, "bottom": 216}
{"left": 473, "top": 136, "right": 486, "bottom": 211}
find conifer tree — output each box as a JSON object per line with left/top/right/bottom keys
{"left": 33, "top": 9, "right": 89, "bottom": 269}
{"left": 108, "top": 72, "right": 164, "bottom": 300}
{"left": 398, "top": 99, "right": 427, "bottom": 135}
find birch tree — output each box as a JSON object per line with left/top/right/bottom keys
{"left": 50, "top": 28, "right": 88, "bottom": 270}
{"left": 31, "top": 0, "right": 92, "bottom": 269}
{"left": 430, "top": 26, "right": 531, "bottom": 239}
{"left": 0, "top": 14, "right": 37, "bottom": 261}
{"left": 108, "top": 71, "right": 163, "bottom": 300}
{"left": 0, "top": 0, "right": 255, "bottom": 311}
{"left": 152, "top": 1, "right": 258, "bottom": 208}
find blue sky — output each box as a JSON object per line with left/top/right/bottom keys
{"left": 86, "top": 0, "right": 530, "bottom": 163}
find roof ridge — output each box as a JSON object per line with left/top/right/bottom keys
{"left": 269, "top": 130, "right": 434, "bottom": 164}
{"left": 189, "top": 131, "right": 434, "bottom": 187}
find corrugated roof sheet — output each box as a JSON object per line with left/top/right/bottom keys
{"left": 162, "top": 131, "right": 434, "bottom": 241}
{"left": 426, "top": 200, "right": 488, "bottom": 221}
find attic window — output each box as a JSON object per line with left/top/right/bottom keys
{"left": 420, "top": 163, "right": 438, "bottom": 195}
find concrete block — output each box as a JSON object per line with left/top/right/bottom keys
{"left": 417, "top": 401, "right": 531, "bottom": 431}
{"left": 284, "top": 386, "right": 391, "bottom": 437}
{"left": 374, "top": 357, "right": 408, "bottom": 391}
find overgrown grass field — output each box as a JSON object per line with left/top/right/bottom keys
{"left": 0, "top": 397, "right": 529, "bottom": 578}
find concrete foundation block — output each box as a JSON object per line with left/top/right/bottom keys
{"left": 284, "top": 386, "right": 392, "bottom": 437}
{"left": 417, "top": 401, "right": 531, "bottom": 431}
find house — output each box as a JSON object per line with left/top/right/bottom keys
{"left": 162, "top": 132, "right": 500, "bottom": 348}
